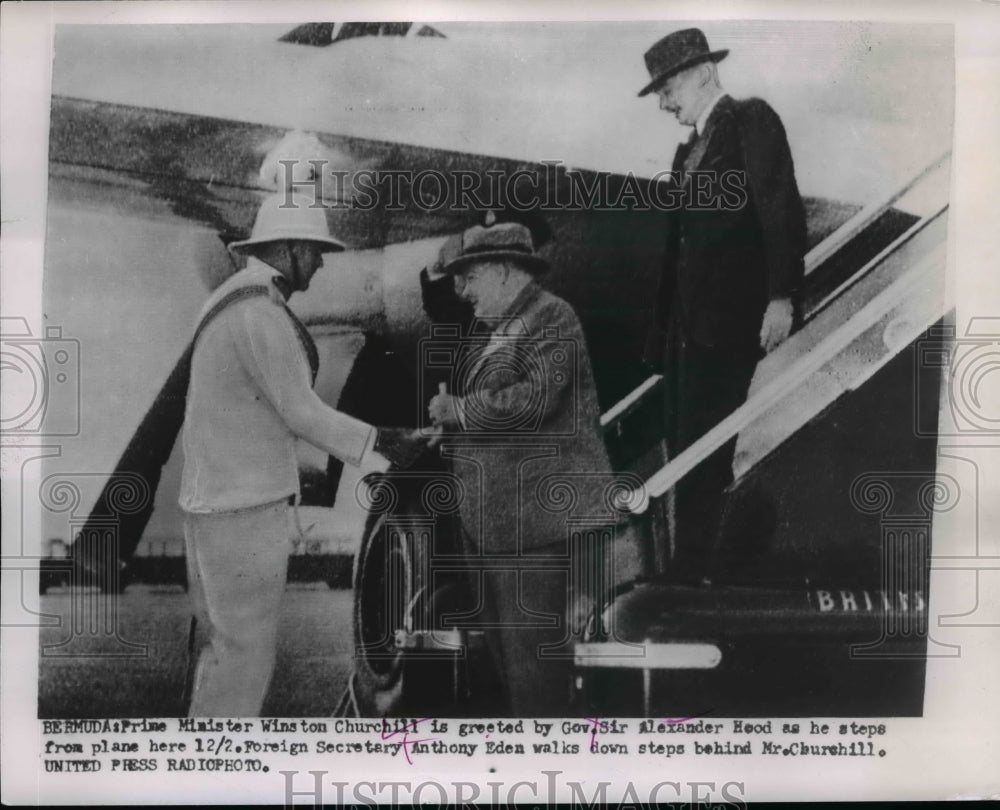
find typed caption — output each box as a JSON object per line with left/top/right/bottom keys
{"left": 40, "top": 715, "right": 889, "bottom": 775}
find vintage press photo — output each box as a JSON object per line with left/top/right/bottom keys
{"left": 2, "top": 1, "right": 999, "bottom": 804}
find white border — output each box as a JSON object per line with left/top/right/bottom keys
{"left": 3, "top": 1, "right": 999, "bottom": 804}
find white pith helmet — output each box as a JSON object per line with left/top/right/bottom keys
{"left": 228, "top": 192, "right": 347, "bottom": 255}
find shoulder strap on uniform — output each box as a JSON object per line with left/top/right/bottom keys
{"left": 193, "top": 281, "right": 319, "bottom": 384}
{"left": 192, "top": 284, "right": 271, "bottom": 346}
{"left": 279, "top": 299, "right": 320, "bottom": 385}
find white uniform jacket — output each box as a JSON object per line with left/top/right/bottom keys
{"left": 180, "top": 261, "right": 382, "bottom": 513}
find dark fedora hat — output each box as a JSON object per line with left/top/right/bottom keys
{"left": 638, "top": 28, "right": 729, "bottom": 97}
{"left": 443, "top": 221, "right": 548, "bottom": 276}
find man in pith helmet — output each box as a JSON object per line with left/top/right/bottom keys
{"left": 180, "top": 191, "right": 425, "bottom": 716}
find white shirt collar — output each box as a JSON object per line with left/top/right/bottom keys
{"left": 695, "top": 90, "right": 726, "bottom": 137}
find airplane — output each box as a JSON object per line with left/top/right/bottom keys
{"left": 36, "top": 19, "right": 953, "bottom": 717}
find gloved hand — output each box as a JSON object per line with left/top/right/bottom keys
{"left": 374, "top": 427, "right": 430, "bottom": 469}
{"left": 428, "top": 232, "right": 463, "bottom": 279}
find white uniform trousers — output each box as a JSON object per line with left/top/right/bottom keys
{"left": 184, "top": 499, "right": 290, "bottom": 717}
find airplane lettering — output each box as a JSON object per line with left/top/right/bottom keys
{"left": 814, "top": 590, "right": 925, "bottom": 613}
{"left": 816, "top": 590, "right": 836, "bottom": 611}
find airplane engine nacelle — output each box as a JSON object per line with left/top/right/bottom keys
{"left": 292, "top": 235, "right": 447, "bottom": 375}
{"left": 194, "top": 223, "right": 445, "bottom": 356}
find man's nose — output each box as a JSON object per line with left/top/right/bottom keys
{"left": 659, "top": 94, "right": 671, "bottom": 111}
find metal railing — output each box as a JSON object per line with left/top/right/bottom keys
{"left": 620, "top": 211, "right": 947, "bottom": 514}
{"left": 599, "top": 372, "right": 663, "bottom": 429}
{"left": 598, "top": 150, "right": 952, "bottom": 436}
{"left": 800, "top": 150, "right": 950, "bottom": 277}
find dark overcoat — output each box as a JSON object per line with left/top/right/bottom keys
{"left": 441, "top": 281, "right": 615, "bottom": 554}
{"left": 649, "top": 94, "right": 807, "bottom": 353}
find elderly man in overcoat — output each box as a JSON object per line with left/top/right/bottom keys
{"left": 426, "top": 220, "right": 614, "bottom": 715}
{"left": 639, "top": 28, "right": 808, "bottom": 583}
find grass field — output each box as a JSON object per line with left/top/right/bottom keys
{"left": 38, "top": 586, "right": 354, "bottom": 718}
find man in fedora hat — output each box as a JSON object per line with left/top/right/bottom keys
{"left": 639, "top": 28, "right": 807, "bottom": 583}
{"left": 419, "top": 205, "right": 554, "bottom": 330}
{"left": 426, "top": 220, "right": 613, "bottom": 715}
{"left": 180, "top": 191, "right": 426, "bottom": 716}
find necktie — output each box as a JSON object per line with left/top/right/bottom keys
{"left": 681, "top": 129, "right": 701, "bottom": 178}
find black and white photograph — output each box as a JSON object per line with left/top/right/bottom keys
{"left": 2, "top": 1, "right": 998, "bottom": 804}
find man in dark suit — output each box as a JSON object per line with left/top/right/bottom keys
{"left": 426, "top": 220, "right": 615, "bottom": 715}
{"left": 639, "top": 28, "right": 807, "bottom": 583}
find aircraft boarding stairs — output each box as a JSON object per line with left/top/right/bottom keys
{"left": 340, "top": 152, "right": 951, "bottom": 717}
{"left": 574, "top": 151, "right": 952, "bottom": 716}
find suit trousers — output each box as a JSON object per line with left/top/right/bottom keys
{"left": 184, "top": 500, "right": 290, "bottom": 716}
{"left": 459, "top": 533, "right": 596, "bottom": 716}
{"left": 665, "top": 329, "right": 762, "bottom": 579}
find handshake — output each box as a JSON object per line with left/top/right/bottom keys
{"left": 373, "top": 427, "right": 431, "bottom": 470}
{"left": 374, "top": 385, "right": 460, "bottom": 470}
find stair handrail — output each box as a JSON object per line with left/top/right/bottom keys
{"left": 617, "top": 201, "right": 949, "bottom": 515}
{"left": 802, "top": 150, "right": 951, "bottom": 276}
{"left": 599, "top": 149, "right": 952, "bottom": 435}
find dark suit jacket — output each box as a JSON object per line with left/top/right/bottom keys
{"left": 649, "top": 95, "right": 807, "bottom": 353}
{"left": 435, "top": 281, "right": 615, "bottom": 553}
